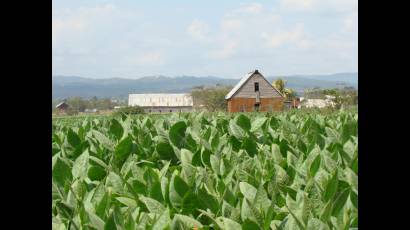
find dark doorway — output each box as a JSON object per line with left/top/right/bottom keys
{"left": 254, "top": 103, "right": 260, "bottom": 112}
{"left": 254, "top": 82, "right": 259, "bottom": 92}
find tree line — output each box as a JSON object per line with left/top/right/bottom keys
{"left": 52, "top": 96, "right": 127, "bottom": 114}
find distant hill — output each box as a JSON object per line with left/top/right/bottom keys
{"left": 285, "top": 72, "right": 358, "bottom": 85}
{"left": 52, "top": 73, "right": 357, "bottom": 100}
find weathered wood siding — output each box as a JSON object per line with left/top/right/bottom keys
{"left": 227, "top": 97, "right": 284, "bottom": 112}
{"left": 232, "top": 73, "right": 281, "bottom": 98}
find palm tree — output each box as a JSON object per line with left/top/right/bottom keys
{"left": 273, "top": 79, "right": 285, "bottom": 94}
{"left": 273, "top": 78, "right": 296, "bottom": 100}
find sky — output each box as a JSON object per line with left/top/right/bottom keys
{"left": 52, "top": 0, "right": 358, "bottom": 79}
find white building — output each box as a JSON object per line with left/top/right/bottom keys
{"left": 300, "top": 96, "right": 336, "bottom": 108}
{"left": 128, "top": 93, "right": 193, "bottom": 113}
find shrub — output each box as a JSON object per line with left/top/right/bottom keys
{"left": 113, "top": 106, "right": 145, "bottom": 116}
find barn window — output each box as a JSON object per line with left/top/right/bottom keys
{"left": 254, "top": 82, "right": 259, "bottom": 92}
{"left": 149, "top": 110, "right": 151, "bottom": 113}
{"left": 159, "top": 110, "right": 162, "bottom": 113}
{"left": 169, "top": 110, "right": 172, "bottom": 112}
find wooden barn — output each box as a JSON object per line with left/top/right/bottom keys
{"left": 225, "top": 70, "right": 284, "bottom": 112}
{"left": 55, "top": 102, "right": 69, "bottom": 113}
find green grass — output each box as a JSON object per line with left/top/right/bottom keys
{"left": 52, "top": 110, "right": 358, "bottom": 229}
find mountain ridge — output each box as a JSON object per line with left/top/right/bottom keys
{"left": 52, "top": 73, "right": 357, "bottom": 100}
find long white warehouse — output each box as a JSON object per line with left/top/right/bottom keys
{"left": 128, "top": 93, "right": 193, "bottom": 113}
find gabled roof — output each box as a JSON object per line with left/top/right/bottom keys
{"left": 55, "top": 102, "right": 68, "bottom": 108}
{"left": 225, "top": 70, "right": 284, "bottom": 100}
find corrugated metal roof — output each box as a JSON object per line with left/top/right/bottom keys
{"left": 225, "top": 71, "right": 255, "bottom": 100}
{"left": 128, "top": 93, "right": 193, "bottom": 107}
{"left": 225, "top": 70, "right": 284, "bottom": 99}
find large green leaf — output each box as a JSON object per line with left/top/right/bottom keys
{"left": 156, "top": 142, "right": 177, "bottom": 161}
{"left": 52, "top": 156, "right": 72, "bottom": 187}
{"left": 169, "top": 121, "right": 187, "bottom": 148}
{"left": 242, "top": 218, "right": 260, "bottom": 230}
{"left": 115, "top": 136, "right": 133, "bottom": 162}
{"left": 116, "top": 197, "right": 137, "bottom": 208}
{"left": 229, "top": 120, "right": 246, "bottom": 140}
{"left": 152, "top": 209, "right": 171, "bottom": 230}
{"left": 331, "top": 188, "right": 350, "bottom": 216}
{"left": 254, "top": 183, "right": 271, "bottom": 213}
{"left": 92, "top": 130, "right": 114, "bottom": 151}
{"left": 169, "top": 172, "right": 190, "bottom": 208}
{"left": 242, "top": 137, "right": 257, "bottom": 157}
{"left": 217, "top": 217, "right": 242, "bottom": 229}
{"left": 197, "top": 186, "right": 220, "bottom": 214}
{"left": 239, "top": 182, "right": 257, "bottom": 201}
{"left": 139, "top": 195, "right": 166, "bottom": 214}
{"left": 309, "top": 154, "right": 321, "bottom": 178}
{"left": 323, "top": 170, "right": 339, "bottom": 202}
{"left": 307, "top": 218, "right": 329, "bottom": 230}
{"left": 171, "top": 214, "right": 203, "bottom": 229}
{"left": 88, "top": 165, "right": 106, "bottom": 181}
{"left": 350, "top": 190, "right": 358, "bottom": 209}
{"left": 235, "top": 114, "right": 251, "bottom": 131}
{"left": 67, "top": 128, "right": 81, "bottom": 147}
{"left": 72, "top": 150, "right": 89, "bottom": 179}
{"left": 87, "top": 209, "right": 105, "bottom": 230}
{"left": 250, "top": 117, "right": 267, "bottom": 132}
{"left": 109, "top": 119, "right": 124, "bottom": 140}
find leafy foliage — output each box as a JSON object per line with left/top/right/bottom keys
{"left": 52, "top": 110, "right": 358, "bottom": 229}
{"left": 112, "top": 106, "right": 145, "bottom": 116}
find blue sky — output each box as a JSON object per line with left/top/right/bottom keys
{"left": 52, "top": 0, "right": 357, "bottom": 79}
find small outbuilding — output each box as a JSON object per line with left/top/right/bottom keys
{"left": 55, "top": 102, "right": 69, "bottom": 113}
{"left": 225, "top": 70, "right": 284, "bottom": 112}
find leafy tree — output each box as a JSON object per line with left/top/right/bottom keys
{"left": 190, "top": 86, "right": 231, "bottom": 112}
{"left": 54, "top": 97, "right": 120, "bottom": 113}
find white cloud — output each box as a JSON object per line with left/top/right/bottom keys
{"left": 279, "top": 0, "right": 358, "bottom": 12}
{"left": 233, "top": 3, "right": 263, "bottom": 14}
{"left": 52, "top": 18, "right": 87, "bottom": 41}
{"left": 343, "top": 12, "right": 358, "bottom": 33}
{"left": 52, "top": 4, "right": 117, "bottom": 44}
{"left": 297, "top": 39, "right": 313, "bottom": 50}
{"left": 262, "top": 24, "right": 307, "bottom": 48}
{"left": 53, "top": 2, "right": 357, "bottom": 77}
{"left": 221, "top": 18, "right": 242, "bottom": 31}
{"left": 131, "top": 51, "right": 165, "bottom": 65}
{"left": 208, "top": 41, "right": 238, "bottom": 59}
{"left": 52, "top": 4, "right": 115, "bottom": 32}
{"left": 280, "top": 0, "right": 314, "bottom": 11}
{"left": 187, "top": 20, "right": 210, "bottom": 41}
{"left": 205, "top": 3, "right": 284, "bottom": 59}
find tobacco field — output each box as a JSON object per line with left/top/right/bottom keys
{"left": 52, "top": 111, "right": 358, "bottom": 229}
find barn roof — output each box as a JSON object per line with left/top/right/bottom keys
{"left": 55, "top": 102, "right": 68, "bottom": 108}
{"left": 128, "top": 93, "right": 193, "bottom": 107}
{"left": 225, "top": 70, "right": 283, "bottom": 100}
